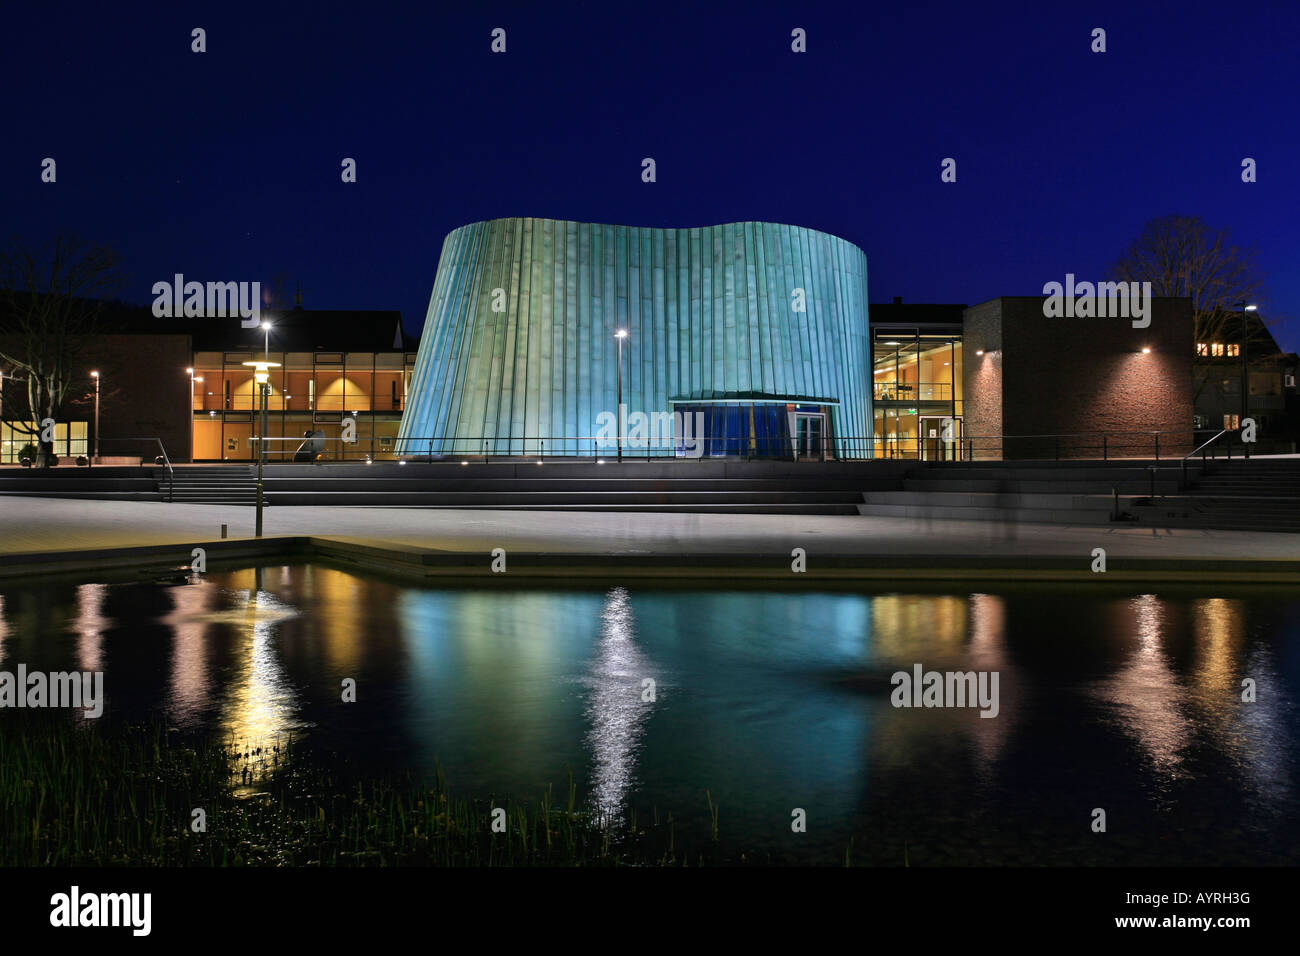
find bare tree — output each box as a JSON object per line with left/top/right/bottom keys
{"left": 1111, "top": 214, "right": 1265, "bottom": 345}
{"left": 0, "top": 236, "right": 125, "bottom": 465}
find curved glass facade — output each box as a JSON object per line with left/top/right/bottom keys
{"left": 397, "top": 218, "right": 869, "bottom": 457}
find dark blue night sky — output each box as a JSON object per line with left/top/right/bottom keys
{"left": 5, "top": 0, "right": 1297, "bottom": 350}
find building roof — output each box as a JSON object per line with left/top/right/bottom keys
{"left": 84, "top": 301, "right": 414, "bottom": 353}
{"left": 869, "top": 299, "right": 967, "bottom": 328}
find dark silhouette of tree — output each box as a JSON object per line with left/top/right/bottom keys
{"left": 1111, "top": 214, "right": 1264, "bottom": 345}
{"left": 0, "top": 236, "right": 125, "bottom": 465}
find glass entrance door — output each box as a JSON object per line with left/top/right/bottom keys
{"left": 919, "top": 416, "right": 960, "bottom": 461}
{"left": 794, "top": 412, "right": 826, "bottom": 460}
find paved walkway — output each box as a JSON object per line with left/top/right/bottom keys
{"left": 1, "top": 498, "right": 1298, "bottom": 562}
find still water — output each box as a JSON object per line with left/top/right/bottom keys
{"left": 2, "top": 564, "right": 1297, "bottom": 865}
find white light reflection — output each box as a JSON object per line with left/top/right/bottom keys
{"left": 582, "top": 587, "right": 657, "bottom": 823}
{"left": 162, "top": 581, "right": 214, "bottom": 726}
{"left": 73, "top": 583, "right": 108, "bottom": 672}
{"left": 1089, "top": 594, "right": 1191, "bottom": 781}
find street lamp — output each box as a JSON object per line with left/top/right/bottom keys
{"left": 615, "top": 329, "right": 628, "bottom": 462}
{"left": 90, "top": 370, "right": 100, "bottom": 461}
{"left": 243, "top": 360, "right": 281, "bottom": 537}
{"left": 1236, "top": 302, "right": 1257, "bottom": 452}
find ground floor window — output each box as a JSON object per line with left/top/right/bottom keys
{"left": 0, "top": 421, "right": 89, "bottom": 462}
{"left": 671, "top": 403, "right": 835, "bottom": 459}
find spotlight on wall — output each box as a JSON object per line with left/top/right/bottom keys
{"left": 975, "top": 350, "right": 984, "bottom": 356}
{"left": 1141, "top": 347, "right": 1151, "bottom": 354}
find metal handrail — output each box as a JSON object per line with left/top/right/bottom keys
{"left": 97, "top": 437, "right": 175, "bottom": 501}
{"left": 1180, "top": 428, "right": 1232, "bottom": 490}
{"left": 1111, "top": 464, "right": 1160, "bottom": 520}
{"left": 197, "top": 428, "right": 1207, "bottom": 464}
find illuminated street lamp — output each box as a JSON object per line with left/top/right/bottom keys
{"left": 90, "top": 370, "right": 100, "bottom": 461}
{"left": 615, "top": 329, "right": 628, "bottom": 462}
{"left": 243, "top": 360, "right": 281, "bottom": 537}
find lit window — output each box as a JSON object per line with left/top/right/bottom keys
{"left": 1211, "top": 343, "right": 1225, "bottom": 357}
{"left": 1196, "top": 343, "right": 1208, "bottom": 356}
{"left": 1226, "top": 344, "right": 1239, "bottom": 357}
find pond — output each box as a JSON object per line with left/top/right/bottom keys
{"left": 1, "top": 564, "right": 1297, "bottom": 865}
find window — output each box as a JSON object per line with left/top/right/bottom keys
{"left": 1226, "top": 344, "right": 1240, "bottom": 357}
{"left": 1196, "top": 343, "right": 1208, "bottom": 356}
{"left": 1211, "top": 343, "right": 1225, "bottom": 357}
{"left": 1224, "top": 414, "right": 1239, "bottom": 430}
{"left": 1286, "top": 373, "right": 1296, "bottom": 389}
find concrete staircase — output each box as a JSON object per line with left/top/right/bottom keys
{"left": 164, "top": 465, "right": 258, "bottom": 505}
{"left": 256, "top": 460, "right": 905, "bottom": 514}
{"left": 1149, "top": 459, "right": 1300, "bottom": 533}
{"left": 857, "top": 458, "right": 1300, "bottom": 533}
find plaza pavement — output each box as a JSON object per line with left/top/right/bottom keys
{"left": 1, "top": 498, "right": 1299, "bottom": 565}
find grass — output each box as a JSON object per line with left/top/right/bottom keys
{"left": 0, "top": 715, "right": 731, "bottom": 867}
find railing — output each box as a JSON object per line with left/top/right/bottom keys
{"left": 97, "top": 437, "right": 175, "bottom": 501}
{"left": 1111, "top": 464, "right": 1159, "bottom": 521}
{"left": 1180, "top": 428, "right": 1233, "bottom": 490}
{"left": 217, "top": 428, "right": 1209, "bottom": 464}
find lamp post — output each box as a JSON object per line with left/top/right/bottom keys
{"left": 243, "top": 361, "right": 281, "bottom": 537}
{"left": 615, "top": 329, "right": 628, "bottom": 462}
{"left": 1237, "top": 302, "right": 1257, "bottom": 457}
{"left": 90, "top": 370, "right": 100, "bottom": 462}
{"left": 261, "top": 320, "right": 272, "bottom": 362}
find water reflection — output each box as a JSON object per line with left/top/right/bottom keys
{"left": 581, "top": 587, "right": 657, "bottom": 820}
{"left": 0, "top": 568, "right": 1295, "bottom": 864}
{"left": 73, "top": 583, "right": 107, "bottom": 672}
{"left": 219, "top": 585, "right": 304, "bottom": 749}
{"left": 164, "top": 581, "right": 213, "bottom": 727}
{"left": 1089, "top": 593, "right": 1192, "bottom": 781}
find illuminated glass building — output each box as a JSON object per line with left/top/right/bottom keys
{"left": 397, "top": 218, "right": 871, "bottom": 458}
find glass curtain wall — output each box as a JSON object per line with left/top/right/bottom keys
{"left": 191, "top": 350, "right": 416, "bottom": 461}
{"left": 871, "top": 330, "right": 962, "bottom": 459}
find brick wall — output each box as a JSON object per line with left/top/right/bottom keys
{"left": 963, "top": 296, "right": 1194, "bottom": 459}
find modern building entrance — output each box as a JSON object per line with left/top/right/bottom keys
{"left": 919, "top": 415, "right": 961, "bottom": 460}
{"left": 793, "top": 411, "right": 828, "bottom": 460}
